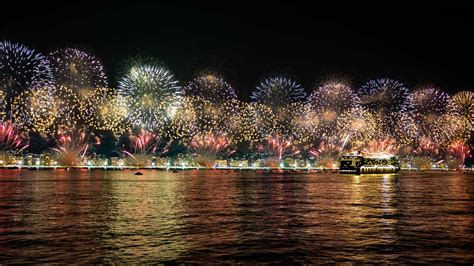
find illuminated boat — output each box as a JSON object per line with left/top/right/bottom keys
{"left": 339, "top": 151, "right": 400, "bottom": 174}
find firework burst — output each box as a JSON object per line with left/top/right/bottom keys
{"left": 0, "top": 41, "right": 54, "bottom": 116}
{"left": 52, "top": 85, "right": 82, "bottom": 132}
{"left": 52, "top": 129, "right": 95, "bottom": 166}
{"left": 0, "top": 121, "right": 28, "bottom": 152}
{"left": 11, "top": 86, "right": 57, "bottom": 134}
{"left": 80, "top": 87, "right": 119, "bottom": 129}
{"left": 308, "top": 80, "right": 361, "bottom": 137}
{"left": 413, "top": 137, "right": 443, "bottom": 161}
{"left": 251, "top": 76, "right": 306, "bottom": 111}
{"left": 403, "top": 86, "right": 451, "bottom": 144}
{"left": 446, "top": 140, "right": 471, "bottom": 169}
{"left": 118, "top": 62, "right": 182, "bottom": 130}
{"left": 235, "top": 102, "right": 278, "bottom": 143}
{"left": 184, "top": 74, "right": 237, "bottom": 102}
{"left": 337, "top": 106, "right": 379, "bottom": 148}
{"left": 94, "top": 94, "right": 130, "bottom": 135}
{"left": 189, "top": 132, "right": 234, "bottom": 167}
{"left": 358, "top": 78, "right": 409, "bottom": 115}
{"left": 362, "top": 138, "right": 398, "bottom": 156}
{"left": 49, "top": 47, "right": 108, "bottom": 92}
{"left": 123, "top": 129, "right": 168, "bottom": 167}
{"left": 254, "top": 133, "right": 299, "bottom": 167}
{"left": 307, "top": 138, "right": 344, "bottom": 169}
{"left": 280, "top": 102, "right": 320, "bottom": 144}
{"left": 448, "top": 91, "right": 473, "bottom": 141}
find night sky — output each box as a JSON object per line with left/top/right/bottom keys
{"left": 1, "top": 2, "right": 473, "bottom": 99}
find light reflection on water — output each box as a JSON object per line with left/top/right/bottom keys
{"left": 0, "top": 170, "right": 472, "bottom": 263}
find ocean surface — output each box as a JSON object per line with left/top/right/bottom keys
{"left": 0, "top": 169, "right": 473, "bottom": 263}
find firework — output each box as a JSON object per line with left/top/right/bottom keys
{"left": 165, "top": 96, "right": 198, "bottom": 141}
{"left": 0, "top": 90, "right": 5, "bottom": 121}
{"left": 0, "top": 41, "right": 54, "bottom": 116}
{"left": 308, "top": 80, "right": 360, "bottom": 114}
{"left": 307, "top": 138, "right": 344, "bottom": 168}
{"left": 52, "top": 86, "right": 82, "bottom": 132}
{"left": 118, "top": 63, "right": 182, "bottom": 130}
{"left": 447, "top": 140, "right": 471, "bottom": 169}
{"left": 358, "top": 78, "right": 409, "bottom": 115}
{"left": 251, "top": 76, "right": 306, "bottom": 110}
{"left": 404, "top": 87, "right": 451, "bottom": 143}
{"left": 450, "top": 91, "right": 474, "bottom": 120}
{"left": 235, "top": 102, "right": 277, "bottom": 143}
{"left": 187, "top": 96, "right": 241, "bottom": 137}
{"left": 280, "top": 102, "right": 320, "bottom": 144}
{"left": 362, "top": 138, "right": 398, "bottom": 156}
{"left": 11, "top": 86, "right": 57, "bottom": 134}
{"left": 126, "top": 129, "right": 166, "bottom": 155}
{"left": 80, "top": 87, "right": 118, "bottom": 128}
{"left": 405, "top": 86, "right": 450, "bottom": 116}
{"left": 337, "top": 106, "right": 379, "bottom": 148}
{"left": 413, "top": 137, "right": 443, "bottom": 161}
{"left": 49, "top": 47, "right": 108, "bottom": 92}
{"left": 189, "top": 132, "right": 234, "bottom": 167}
{"left": 393, "top": 111, "right": 419, "bottom": 146}
{"left": 52, "top": 129, "right": 95, "bottom": 166}
{"left": 254, "top": 133, "right": 299, "bottom": 167}
{"left": 94, "top": 94, "right": 130, "bottom": 135}
{"left": 122, "top": 129, "right": 168, "bottom": 167}
{"left": 449, "top": 91, "right": 473, "bottom": 141}
{"left": 308, "top": 80, "right": 361, "bottom": 137}
{"left": 184, "top": 74, "right": 237, "bottom": 102}
{"left": 0, "top": 121, "right": 28, "bottom": 152}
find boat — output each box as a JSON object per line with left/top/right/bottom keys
{"left": 339, "top": 151, "right": 400, "bottom": 174}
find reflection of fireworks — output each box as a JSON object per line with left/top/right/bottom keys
{"left": 255, "top": 133, "right": 299, "bottom": 163}
{"left": 251, "top": 76, "right": 306, "bottom": 110}
{"left": 236, "top": 102, "right": 277, "bottom": 143}
{"left": 0, "top": 41, "right": 54, "bottom": 115}
{"left": 12, "top": 86, "right": 57, "bottom": 134}
{"left": 362, "top": 138, "right": 398, "bottom": 155}
{"left": 0, "top": 122, "right": 28, "bottom": 152}
{"left": 184, "top": 74, "right": 237, "bottom": 102}
{"left": 118, "top": 63, "right": 182, "bottom": 130}
{"left": 52, "top": 129, "right": 94, "bottom": 166}
{"left": 189, "top": 132, "right": 234, "bottom": 167}
{"left": 337, "top": 106, "right": 378, "bottom": 148}
{"left": 49, "top": 47, "right": 108, "bottom": 91}
{"left": 358, "top": 79, "right": 409, "bottom": 115}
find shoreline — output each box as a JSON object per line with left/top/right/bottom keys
{"left": 0, "top": 166, "right": 469, "bottom": 173}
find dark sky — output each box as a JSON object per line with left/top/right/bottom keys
{"left": 1, "top": 2, "right": 473, "bottom": 99}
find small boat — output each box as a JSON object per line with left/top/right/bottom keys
{"left": 339, "top": 151, "right": 400, "bottom": 174}
{"left": 172, "top": 170, "right": 178, "bottom": 173}
{"left": 135, "top": 172, "right": 143, "bottom": 175}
